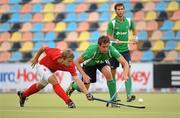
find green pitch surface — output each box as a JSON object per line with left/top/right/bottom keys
{"left": 0, "top": 93, "right": 180, "bottom": 118}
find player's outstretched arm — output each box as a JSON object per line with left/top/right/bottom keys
{"left": 74, "top": 56, "right": 91, "bottom": 83}
{"left": 117, "top": 56, "right": 129, "bottom": 81}
{"left": 31, "top": 46, "right": 46, "bottom": 68}
{"left": 72, "top": 75, "right": 93, "bottom": 101}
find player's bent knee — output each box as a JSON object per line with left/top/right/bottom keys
{"left": 48, "top": 75, "right": 58, "bottom": 85}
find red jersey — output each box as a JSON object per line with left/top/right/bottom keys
{"left": 39, "top": 47, "right": 77, "bottom": 76}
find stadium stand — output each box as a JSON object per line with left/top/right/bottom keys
{"left": 0, "top": 0, "right": 179, "bottom": 63}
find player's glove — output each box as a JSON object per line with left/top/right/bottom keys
{"left": 86, "top": 93, "right": 94, "bottom": 101}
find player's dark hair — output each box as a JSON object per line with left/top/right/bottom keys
{"left": 62, "top": 48, "right": 74, "bottom": 59}
{"left": 98, "top": 35, "right": 110, "bottom": 45}
{"left": 114, "top": 3, "right": 125, "bottom": 10}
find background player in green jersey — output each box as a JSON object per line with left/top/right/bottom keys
{"left": 107, "top": 3, "right": 138, "bottom": 102}
{"left": 66, "top": 35, "right": 129, "bottom": 106}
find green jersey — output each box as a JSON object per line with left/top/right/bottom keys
{"left": 82, "top": 43, "right": 121, "bottom": 66}
{"left": 107, "top": 16, "right": 135, "bottom": 52}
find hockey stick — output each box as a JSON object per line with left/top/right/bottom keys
{"left": 94, "top": 97, "right": 145, "bottom": 109}
{"left": 110, "top": 40, "right": 137, "bottom": 44}
{"left": 106, "top": 80, "right": 125, "bottom": 107}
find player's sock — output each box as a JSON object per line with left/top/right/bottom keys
{"left": 72, "top": 82, "right": 81, "bottom": 92}
{"left": 113, "top": 77, "right": 117, "bottom": 94}
{"left": 53, "top": 84, "right": 70, "bottom": 104}
{"left": 125, "top": 77, "right": 132, "bottom": 97}
{"left": 23, "top": 83, "right": 40, "bottom": 97}
{"left": 107, "top": 79, "right": 116, "bottom": 101}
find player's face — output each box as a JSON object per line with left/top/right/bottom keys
{"left": 61, "top": 58, "right": 73, "bottom": 66}
{"left": 115, "top": 6, "right": 125, "bottom": 17}
{"left": 99, "top": 43, "right": 109, "bottom": 53}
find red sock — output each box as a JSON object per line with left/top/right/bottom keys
{"left": 23, "top": 83, "right": 40, "bottom": 97}
{"left": 53, "top": 84, "right": 70, "bottom": 104}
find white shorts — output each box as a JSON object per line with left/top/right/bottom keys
{"left": 36, "top": 63, "right": 53, "bottom": 86}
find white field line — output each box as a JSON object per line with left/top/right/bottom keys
{"left": 0, "top": 109, "right": 180, "bottom": 115}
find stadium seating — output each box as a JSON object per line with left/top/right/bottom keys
{"left": 151, "top": 40, "right": 165, "bottom": 51}
{"left": 153, "top": 51, "right": 165, "bottom": 62}
{"left": 22, "top": 32, "right": 33, "bottom": 41}
{"left": 0, "top": 51, "right": 11, "bottom": 62}
{"left": 163, "top": 30, "right": 175, "bottom": 41}
{"left": 64, "top": 32, "right": 78, "bottom": 42}
{"left": 56, "top": 41, "right": 68, "bottom": 50}
{"left": 0, "top": 32, "right": 10, "bottom": 42}
{"left": 9, "top": 51, "right": 22, "bottom": 62}
{"left": 42, "top": 22, "right": 55, "bottom": 32}
{"left": 171, "top": 10, "right": 180, "bottom": 20}
{"left": 0, "top": 0, "right": 179, "bottom": 63}
{"left": 141, "top": 50, "right": 154, "bottom": 62}
{"left": 131, "top": 50, "right": 143, "bottom": 62}
{"left": 0, "top": 41, "right": 11, "bottom": 51}
{"left": 163, "top": 50, "right": 178, "bottom": 62}
{"left": 75, "top": 3, "right": 88, "bottom": 12}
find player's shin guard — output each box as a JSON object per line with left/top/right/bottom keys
{"left": 72, "top": 82, "right": 81, "bottom": 92}
{"left": 125, "top": 77, "right": 132, "bottom": 97}
{"left": 53, "top": 84, "right": 71, "bottom": 104}
{"left": 23, "top": 83, "right": 40, "bottom": 97}
{"left": 125, "top": 77, "right": 135, "bottom": 102}
{"left": 107, "top": 79, "right": 116, "bottom": 101}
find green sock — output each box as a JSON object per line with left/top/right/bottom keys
{"left": 113, "top": 77, "right": 117, "bottom": 97}
{"left": 72, "top": 82, "right": 81, "bottom": 92}
{"left": 107, "top": 79, "right": 116, "bottom": 101}
{"left": 125, "top": 77, "right": 132, "bottom": 97}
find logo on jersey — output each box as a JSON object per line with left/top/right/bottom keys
{"left": 116, "top": 31, "right": 127, "bottom": 35}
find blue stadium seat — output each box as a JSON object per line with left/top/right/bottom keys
{"left": 175, "top": 31, "right": 180, "bottom": 41}
{"left": 65, "top": 22, "right": 77, "bottom": 32}
{"left": 64, "top": 13, "right": 77, "bottom": 22}
{"left": 160, "top": 20, "right": 173, "bottom": 30}
{"left": 99, "top": 12, "right": 109, "bottom": 21}
{"left": 89, "top": 31, "right": 100, "bottom": 42}
{"left": 64, "top": 3, "right": 76, "bottom": 12}
{"left": 32, "top": 42, "right": 44, "bottom": 52}
{"left": 74, "top": 0, "right": 83, "bottom": 3}
{"left": 46, "top": 41, "right": 56, "bottom": 48}
{"left": 0, "top": 23, "right": 10, "bottom": 32}
{"left": 155, "top": 1, "right": 167, "bottom": 11}
{"left": 137, "top": 31, "right": 148, "bottom": 41}
{"left": 164, "top": 40, "right": 176, "bottom": 50}
{"left": 141, "top": 50, "right": 154, "bottom": 62}
{"left": 21, "top": 13, "right": 32, "bottom": 22}
{"left": 9, "top": 13, "right": 21, "bottom": 23}
{"left": 45, "top": 32, "right": 56, "bottom": 41}
{"left": 10, "top": 4, "right": 21, "bottom": 13}
{"left": 31, "top": 23, "right": 44, "bottom": 32}
{"left": 9, "top": 0, "right": 21, "bottom": 4}
{"left": 73, "top": 51, "right": 79, "bottom": 59}
{"left": 97, "top": 3, "right": 109, "bottom": 12}
{"left": 77, "top": 13, "right": 88, "bottom": 22}
{"left": 163, "top": 31, "right": 175, "bottom": 40}
{"left": 124, "top": 2, "right": 133, "bottom": 11}
{"left": 9, "top": 51, "right": 22, "bottom": 62}
{"left": 32, "top": 32, "right": 44, "bottom": 42}
{"left": 32, "top": 4, "right": 43, "bottom": 13}
{"left": 124, "top": 12, "right": 133, "bottom": 18}
{"left": 41, "top": 0, "right": 54, "bottom": 3}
